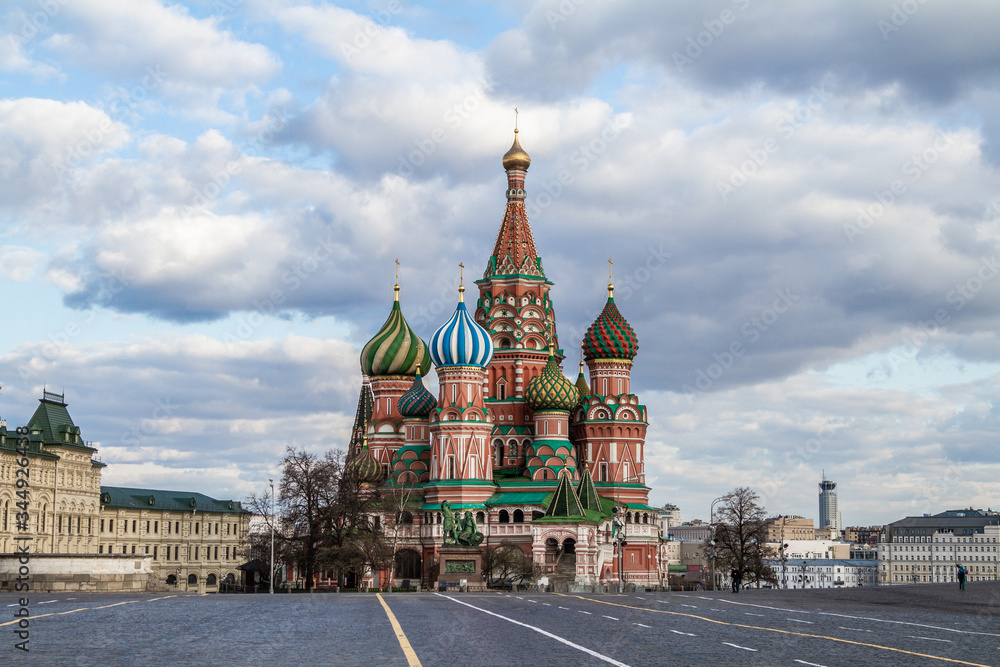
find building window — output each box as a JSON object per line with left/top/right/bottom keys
{"left": 122, "top": 546, "right": 127, "bottom": 554}
{"left": 99, "top": 545, "right": 103, "bottom": 554}
{"left": 101, "top": 519, "right": 105, "bottom": 532}
{"left": 132, "top": 520, "right": 137, "bottom": 533}
{"left": 154, "top": 521, "right": 159, "bottom": 533}
{"left": 195, "top": 546, "right": 199, "bottom": 560}
{"left": 214, "top": 546, "right": 218, "bottom": 560}
{"left": 153, "top": 546, "right": 158, "bottom": 560}
{"left": 108, "top": 519, "right": 113, "bottom": 532}
{"left": 448, "top": 457, "right": 455, "bottom": 480}
{"left": 195, "top": 523, "right": 199, "bottom": 535}
{"left": 146, "top": 521, "right": 150, "bottom": 533}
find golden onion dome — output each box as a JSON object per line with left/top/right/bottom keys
{"left": 502, "top": 129, "right": 531, "bottom": 171}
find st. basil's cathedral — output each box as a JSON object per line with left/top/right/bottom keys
{"left": 348, "top": 129, "right": 661, "bottom": 590}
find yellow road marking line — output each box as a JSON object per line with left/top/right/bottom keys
{"left": 556, "top": 594, "right": 990, "bottom": 667}
{"left": 0, "top": 595, "right": 176, "bottom": 627}
{"left": 377, "top": 593, "right": 422, "bottom": 667}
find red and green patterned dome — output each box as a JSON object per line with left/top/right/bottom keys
{"left": 398, "top": 373, "right": 435, "bottom": 419}
{"left": 360, "top": 285, "right": 431, "bottom": 377}
{"left": 525, "top": 352, "right": 579, "bottom": 412}
{"left": 347, "top": 438, "right": 383, "bottom": 484}
{"left": 583, "top": 288, "right": 638, "bottom": 361}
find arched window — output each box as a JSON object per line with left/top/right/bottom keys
{"left": 448, "top": 457, "right": 455, "bottom": 480}
{"left": 188, "top": 574, "right": 198, "bottom": 585}
{"left": 513, "top": 510, "right": 524, "bottom": 524}
{"left": 400, "top": 511, "right": 413, "bottom": 525}
{"left": 493, "top": 439, "right": 503, "bottom": 466}
{"left": 206, "top": 574, "right": 217, "bottom": 586}
{"left": 507, "top": 440, "right": 518, "bottom": 458}
{"left": 476, "top": 511, "right": 485, "bottom": 524}
{"left": 498, "top": 510, "right": 510, "bottom": 524}
{"left": 166, "top": 574, "right": 177, "bottom": 585}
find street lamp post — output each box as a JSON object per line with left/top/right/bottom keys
{"left": 709, "top": 496, "right": 725, "bottom": 591}
{"left": 614, "top": 474, "right": 643, "bottom": 594}
{"left": 269, "top": 478, "right": 275, "bottom": 595}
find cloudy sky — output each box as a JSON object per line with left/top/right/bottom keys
{"left": 2, "top": 0, "right": 1000, "bottom": 527}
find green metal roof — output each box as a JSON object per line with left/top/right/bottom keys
{"left": 100, "top": 486, "right": 246, "bottom": 514}
{"left": 625, "top": 503, "right": 659, "bottom": 512}
{"left": 486, "top": 491, "right": 552, "bottom": 506}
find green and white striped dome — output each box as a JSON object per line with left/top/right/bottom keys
{"left": 360, "top": 286, "right": 431, "bottom": 377}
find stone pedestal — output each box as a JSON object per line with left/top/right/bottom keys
{"left": 437, "top": 547, "right": 483, "bottom": 591}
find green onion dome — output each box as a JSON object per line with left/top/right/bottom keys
{"left": 582, "top": 285, "right": 638, "bottom": 361}
{"left": 348, "top": 438, "right": 383, "bottom": 484}
{"left": 525, "top": 352, "right": 579, "bottom": 412}
{"left": 360, "top": 285, "right": 431, "bottom": 377}
{"left": 398, "top": 372, "right": 435, "bottom": 419}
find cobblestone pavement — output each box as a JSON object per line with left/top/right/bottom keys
{"left": 2, "top": 583, "right": 999, "bottom": 666}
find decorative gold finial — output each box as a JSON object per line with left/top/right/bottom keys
{"left": 458, "top": 262, "right": 465, "bottom": 302}
{"left": 515, "top": 107, "right": 519, "bottom": 131}
{"left": 393, "top": 258, "right": 400, "bottom": 301}
{"left": 579, "top": 340, "right": 585, "bottom": 372}
{"left": 608, "top": 258, "right": 615, "bottom": 298}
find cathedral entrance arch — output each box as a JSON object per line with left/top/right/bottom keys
{"left": 562, "top": 538, "right": 576, "bottom": 554}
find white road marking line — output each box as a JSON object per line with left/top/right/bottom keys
{"left": 434, "top": 593, "right": 629, "bottom": 667}
{"left": 633, "top": 623, "right": 651, "bottom": 628}
{"left": 542, "top": 603, "right": 551, "bottom": 606}
{"left": 558, "top": 606, "right": 570, "bottom": 610}
{"left": 516, "top": 596, "right": 523, "bottom": 600}
{"left": 817, "top": 611, "right": 1000, "bottom": 637}
{"left": 723, "top": 642, "right": 757, "bottom": 652}
{"left": 635, "top": 596, "right": 646, "bottom": 600}
{"left": 794, "top": 660, "right": 827, "bottom": 667}
{"left": 905, "top": 636, "right": 953, "bottom": 643}
{"left": 670, "top": 630, "right": 696, "bottom": 636}
{"left": 681, "top": 604, "right": 697, "bottom": 608}
{"left": 656, "top": 600, "right": 669, "bottom": 604}
{"left": 696, "top": 596, "right": 713, "bottom": 601}
{"left": 602, "top": 615, "right": 619, "bottom": 621}
{"left": 744, "top": 612, "right": 764, "bottom": 617}
{"left": 787, "top": 618, "right": 814, "bottom": 624}
{"left": 65, "top": 598, "right": 76, "bottom": 600}
{"left": 38, "top": 600, "right": 59, "bottom": 604}
{"left": 579, "top": 611, "right": 592, "bottom": 615}
{"left": 719, "top": 599, "right": 802, "bottom": 612}
{"left": 528, "top": 600, "right": 538, "bottom": 604}
{"left": 675, "top": 594, "right": 690, "bottom": 597}
{"left": 838, "top": 627, "right": 872, "bottom": 633}
{"left": 6, "top": 604, "right": 18, "bottom": 607}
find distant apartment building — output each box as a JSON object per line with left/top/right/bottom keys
{"left": 668, "top": 521, "right": 712, "bottom": 543}
{"left": 770, "top": 539, "right": 850, "bottom": 560}
{"left": 656, "top": 503, "right": 681, "bottom": 537}
{"left": 766, "top": 515, "right": 815, "bottom": 542}
{"left": 818, "top": 477, "right": 839, "bottom": 531}
{"left": 844, "top": 525, "right": 883, "bottom": 545}
{"left": 878, "top": 510, "right": 1000, "bottom": 584}
{"left": 768, "top": 558, "right": 876, "bottom": 588}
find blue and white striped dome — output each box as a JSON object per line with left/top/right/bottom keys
{"left": 430, "top": 293, "right": 494, "bottom": 368}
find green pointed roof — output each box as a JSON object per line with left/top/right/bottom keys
{"left": 360, "top": 287, "right": 431, "bottom": 377}
{"left": 26, "top": 391, "right": 92, "bottom": 450}
{"left": 544, "top": 469, "right": 586, "bottom": 518}
{"left": 577, "top": 466, "right": 601, "bottom": 513}
{"left": 525, "top": 351, "right": 579, "bottom": 412}
{"left": 348, "top": 377, "right": 374, "bottom": 456}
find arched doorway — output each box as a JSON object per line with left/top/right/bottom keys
{"left": 166, "top": 574, "right": 177, "bottom": 585}
{"left": 562, "top": 538, "right": 576, "bottom": 554}
{"left": 395, "top": 549, "right": 421, "bottom": 580}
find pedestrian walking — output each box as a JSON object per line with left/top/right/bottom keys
{"left": 956, "top": 564, "right": 967, "bottom": 590}
{"left": 730, "top": 567, "right": 741, "bottom": 593}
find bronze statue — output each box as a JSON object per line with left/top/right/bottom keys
{"left": 441, "top": 502, "right": 484, "bottom": 546}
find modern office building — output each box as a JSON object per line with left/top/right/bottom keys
{"left": 819, "top": 476, "right": 839, "bottom": 531}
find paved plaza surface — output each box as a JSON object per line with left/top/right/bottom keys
{"left": 3, "top": 583, "right": 999, "bottom": 666}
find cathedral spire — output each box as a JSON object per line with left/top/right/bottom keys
{"left": 348, "top": 375, "right": 374, "bottom": 456}
{"left": 486, "top": 128, "right": 543, "bottom": 280}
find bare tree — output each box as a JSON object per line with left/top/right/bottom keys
{"left": 276, "top": 447, "right": 341, "bottom": 591}
{"left": 483, "top": 541, "right": 538, "bottom": 588}
{"left": 711, "top": 487, "right": 777, "bottom": 589}
{"left": 380, "top": 475, "right": 419, "bottom": 590}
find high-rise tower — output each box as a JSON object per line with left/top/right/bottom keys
{"left": 819, "top": 476, "right": 838, "bottom": 531}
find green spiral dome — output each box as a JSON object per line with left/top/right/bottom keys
{"left": 360, "top": 292, "right": 431, "bottom": 377}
